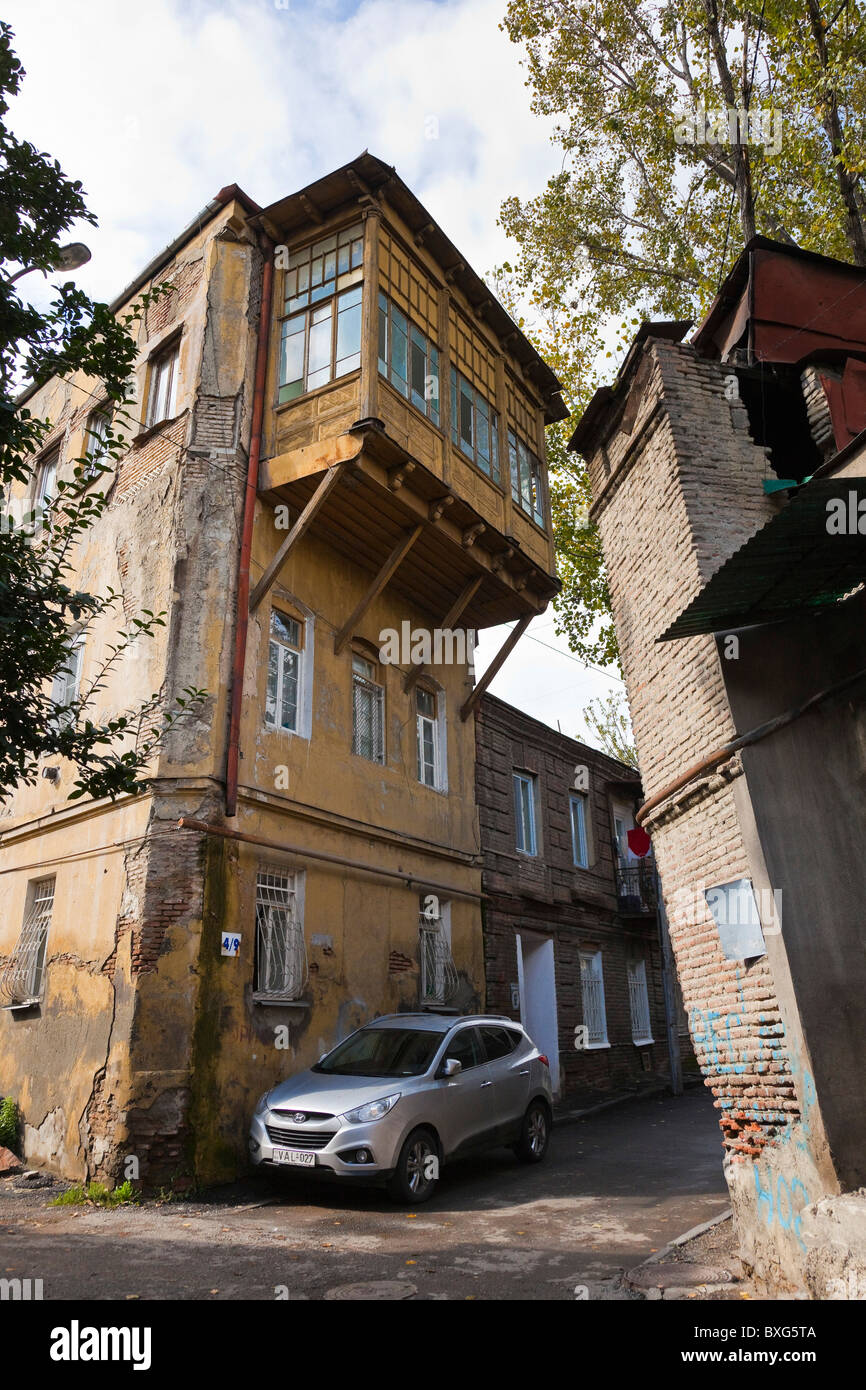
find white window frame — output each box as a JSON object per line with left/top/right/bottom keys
{"left": 570, "top": 792, "right": 588, "bottom": 868}
{"left": 352, "top": 655, "right": 385, "bottom": 763}
{"left": 0, "top": 877, "right": 56, "bottom": 1007}
{"left": 628, "top": 959, "right": 654, "bottom": 1045}
{"left": 266, "top": 609, "right": 303, "bottom": 734}
{"left": 50, "top": 634, "right": 85, "bottom": 718}
{"left": 579, "top": 950, "right": 609, "bottom": 1048}
{"left": 416, "top": 685, "right": 446, "bottom": 791}
{"left": 145, "top": 339, "right": 180, "bottom": 428}
{"left": 83, "top": 409, "right": 112, "bottom": 480}
{"left": 513, "top": 771, "right": 538, "bottom": 856}
{"left": 35, "top": 446, "right": 59, "bottom": 509}
{"left": 253, "top": 867, "right": 307, "bottom": 1002}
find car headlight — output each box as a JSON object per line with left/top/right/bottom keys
{"left": 254, "top": 1091, "right": 270, "bottom": 1117}
{"left": 342, "top": 1093, "right": 401, "bottom": 1124}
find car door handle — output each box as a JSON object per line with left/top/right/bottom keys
{"left": 518, "top": 1070, "right": 529, "bottom": 1076}
{"left": 480, "top": 1080, "right": 492, "bottom": 1088}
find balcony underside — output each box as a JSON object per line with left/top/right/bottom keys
{"left": 258, "top": 425, "right": 559, "bottom": 629}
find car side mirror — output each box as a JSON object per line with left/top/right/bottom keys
{"left": 440, "top": 1057, "right": 462, "bottom": 1078}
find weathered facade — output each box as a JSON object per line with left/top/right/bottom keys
{"left": 571, "top": 237, "right": 866, "bottom": 1294}
{"left": 477, "top": 693, "right": 688, "bottom": 1106}
{"left": 0, "top": 156, "right": 565, "bottom": 1188}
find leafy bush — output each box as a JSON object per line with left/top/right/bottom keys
{"left": 0, "top": 1096, "right": 19, "bottom": 1150}
{"left": 50, "top": 1179, "right": 139, "bottom": 1207}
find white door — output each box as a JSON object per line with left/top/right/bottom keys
{"left": 516, "top": 933, "right": 560, "bottom": 1095}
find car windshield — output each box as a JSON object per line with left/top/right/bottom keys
{"left": 313, "top": 1027, "right": 442, "bottom": 1077}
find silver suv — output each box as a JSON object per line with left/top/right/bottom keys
{"left": 249, "top": 1012, "right": 553, "bottom": 1202}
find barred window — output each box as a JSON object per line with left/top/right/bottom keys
{"left": 378, "top": 292, "right": 439, "bottom": 423}
{"left": 0, "top": 877, "right": 56, "bottom": 1006}
{"left": 418, "top": 894, "right": 457, "bottom": 1005}
{"left": 352, "top": 655, "right": 384, "bottom": 763}
{"left": 579, "top": 950, "right": 609, "bottom": 1048}
{"left": 266, "top": 610, "right": 302, "bottom": 733}
{"left": 450, "top": 367, "right": 500, "bottom": 482}
{"left": 628, "top": 959, "right": 654, "bottom": 1045}
{"left": 254, "top": 868, "right": 306, "bottom": 1000}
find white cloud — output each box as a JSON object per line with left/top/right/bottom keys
{"left": 4, "top": 0, "right": 614, "bottom": 739}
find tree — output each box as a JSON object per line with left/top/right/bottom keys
{"left": 0, "top": 23, "right": 203, "bottom": 802}
{"left": 500, "top": 0, "right": 866, "bottom": 665}
{"left": 581, "top": 688, "right": 638, "bottom": 768}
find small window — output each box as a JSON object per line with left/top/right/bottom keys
{"left": 513, "top": 772, "right": 537, "bottom": 856}
{"left": 570, "top": 793, "right": 588, "bottom": 868}
{"left": 416, "top": 686, "right": 440, "bottom": 789}
{"left": 35, "top": 446, "right": 59, "bottom": 509}
{"left": 449, "top": 367, "right": 499, "bottom": 481}
{"left": 479, "top": 1025, "right": 520, "bottom": 1061}
{"left": 50, "top": 635, "right": 84, "bottom": 717}
{"left": 146, "top": 340, "right": 179, "bottom": 427}
{"left": 83, "top": 409, "right": 112, "bottom": 480}
{"left": 379, "top": 293, "right": 439, "bottom": 424}
{"left": 579, "top": 950, "right": 609, "bottom": 1048}
{"left": 352, "top": 654, "right": 384, "bottom": 763}
{"left": 442, "top": 1025, "right": 484, "bottom": 1071}
{"left": 266, "top": 610, "right": 302, "bottom": 733}
{"left": 0, "top": 877, "right": 56, "bottom": 1006}
{"left": 628, "top": 960, "right": 654, "bottom": 1045}
{"left": 508, "top": 427, "right": 544, "bottom": 526}
{"left": 254, "top": 867, "right": 306, "bottom": 1001}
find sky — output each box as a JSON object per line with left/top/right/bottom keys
{"left": 4, "top": 0, "right": 625, "bottom": 747}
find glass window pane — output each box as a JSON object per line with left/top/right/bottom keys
{"left": 378, "top": 298, "right": 388, "bottom": 374}
{"left": 337, "top": 242, "right": 350, "bottom": 275}
{"left": 351, "top": 237, "right": 363, "bottom": 269}
{"left": 459, "top": 383, "right": 473, "bottom": 450}
{"left": 417, "top": 688, "right": 435, "bottom": 718}
{"left": 266, "top": 640, "right": 279, "bottom": 724}
{"left": 308, "top": 304, "right": 333, "bottom": 385}
{"left": 336, "top": 290, "right": 362, "bottom": 375}
{"left": 281, "top": 648, "right": 299, "bottom": 730}
{"left": 271, "top": 611, "right": 300, "bottom": 645}
{"left": 280, "top": 317, "right": 306, "bottom": 391}
{"left": 323, "top": 250, "right": 336, "bottom": 284}
{"left": 297, "top": 263, "right": 310, "bottom": 293}
{"left": 391, "top": 310, "right": 408, "bottom": 392}
{"left": 450, "top": 368, "right": 458, "bottom": 442}
{"left": 410, "top": 337, "right": 426, "bottom": 408}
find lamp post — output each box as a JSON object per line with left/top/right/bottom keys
{"left": 6, "top": 241, "right": 91, "bottom": 285}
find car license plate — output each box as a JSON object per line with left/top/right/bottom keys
{"left": 273, "top": 1148, "right": 316, "bottom": 1167}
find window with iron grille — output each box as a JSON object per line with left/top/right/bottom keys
{"left": 266, "top": 610, "right": 302, "bottom": 733}
{"left": 418, "top": 894, "right": 457, "bottom": 1005}
{"left": 416, "top": 686, "right": 439, "bottom": 789}
{"left": 254, "top": 868, "right": 306, "bottom": 1001}
{"left": 279, "top": 222, "right": 364, "bottom": 403}
{"left": 450, "top": 367, "right": 499, "bottom": 481}
{"left": 508, "top": 427, "right": 545, "bottom": 527}
{"left": 379, "top": 293, "right": 439, "bottom": 423}
{"left": 579, "top": 950, "right": 609, "bottom": 1047}
{"left": 146, "top": 339, "right": 179, "bottom": 427}
{"left": 352, "top": 655, "right": 384, "bottom": 763}
{"left": 0, "top": 877, "right": 56, "bottom": 1006}
{"left": 628, "top": 959, "right": 654, "bottom": 1045}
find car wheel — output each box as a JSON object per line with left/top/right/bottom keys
{"left": 513, "top": 1100, "right": 550, "bottom": 1164}
{"left": 386, "top": 1127, "right": 439, "bottom": 1204}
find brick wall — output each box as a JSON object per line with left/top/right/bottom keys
{"left": 476, "top": 695, "right": 671, "bottom": 1105}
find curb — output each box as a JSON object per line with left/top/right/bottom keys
{"left": 638, "top": 1206, "right": 733, "bottom": 1269}
{"left": 553, "top": 1082, "right": 675, "bottom": 1128}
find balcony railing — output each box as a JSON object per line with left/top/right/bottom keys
{"left": 616, "top": 857, "right": 657, "bottom": 914}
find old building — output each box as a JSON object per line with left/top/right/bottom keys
{"left": 476, "top": 693, "right": 686, "bottom": 1106}
{"left": 0, "top": 155, "right": 566, "bottom": 1187}
{"left": 571, "top": 236, "right": 866, "bottom": 1294}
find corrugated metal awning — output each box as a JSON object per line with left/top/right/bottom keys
{"left": 658, "top": 478, "right": 866, "bottom": 640}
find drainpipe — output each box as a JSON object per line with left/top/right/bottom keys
{"left": 226, "top": 233, "right": 275, "bottom": 817}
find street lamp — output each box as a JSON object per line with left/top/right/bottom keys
{"left": 7, "top": 241, "right": 92, "bottom": 285}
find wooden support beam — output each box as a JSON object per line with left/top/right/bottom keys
{"left": 250, "top": 465, "right": 343, "bottom": 611}
{"left": 462, "top": 521, "right": 485, "bottom": 548}
{"left": 333, "top": 525, "right": 424, "bottom": 655}
{"left": 299, "top": 193, "right": 324, "bottom": 224}
{"left": 429, "top": 494, "right": 454, "bottom": 523}
{"left": 460, "top": 612, "right": 533, "bottom": 721}
{"left": 403, "top": 575, "right": 483, "bottom": 694}
{"left": 388, "top": 461, "right": 415, "bottom": 491}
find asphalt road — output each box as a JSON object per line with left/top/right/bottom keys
{"left": 0, "top": 1089, "right": 728, "bottom": 1301}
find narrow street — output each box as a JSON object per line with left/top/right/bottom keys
{"left": 1, "top": 1090, "right": 728, "bottom": 1301}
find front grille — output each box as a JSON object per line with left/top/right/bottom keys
{"left": 266, "top": 1125, "right": 334, "bottom": 1150}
